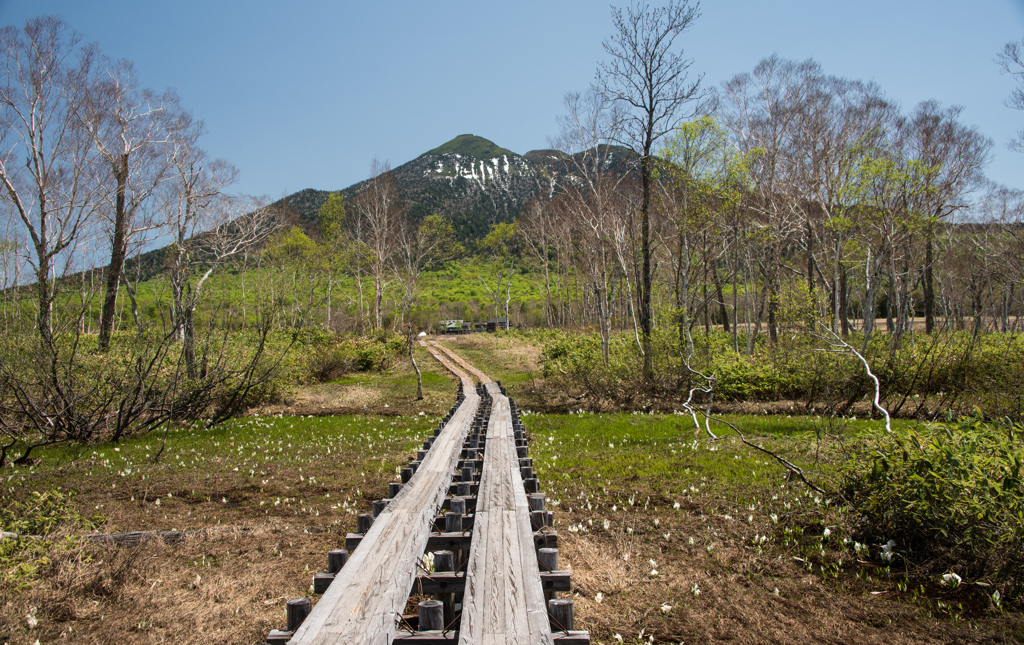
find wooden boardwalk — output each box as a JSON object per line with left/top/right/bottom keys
{"left": 288, "top": 344, "right": 478, "bottom": 645}
{"left": 277, "top": 341, "right": 586, "bottom": 645}
{"left": 459, "top": 381, "right": 552, "bottom": 644}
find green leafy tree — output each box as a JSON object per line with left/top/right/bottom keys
{"left": 263, "top": 225, "right": 322, "bottom": 346}
{"left": 843, "top": 142, "right": 936, "bottom": 349}
{"left": 659, "top": 116, "right": 751, "bottom": 358}
{"left": 477, "top": 222, "right": 521, "bottom": 324}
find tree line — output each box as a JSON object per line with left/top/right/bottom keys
{"left": 513, "top": 2, "right": 1021, "bottom": 372}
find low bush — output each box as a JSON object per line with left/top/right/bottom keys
{"left": 306, "top": 331, "right": 408, "bottom": 383}
{"left": 537, "top": 327, "right": 1024, "bottom": 417}
{"left": 842, "top": 415, "right": 1024, "bottom": 598}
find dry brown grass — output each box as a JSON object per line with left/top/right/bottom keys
{"left": 1, "top": 521, "right": 342, "bottom": 644}
{"left": 557, "top": 508, "right": 1024, "bottom": 644}
{"left": 442, "top": 333, "right": 544, "bottom": 374}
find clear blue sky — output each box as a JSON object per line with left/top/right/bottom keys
{"left": 1, "top": 0, "right": 1022, "bottom": 199}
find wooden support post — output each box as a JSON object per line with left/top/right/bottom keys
{"left": 434, "top": 550, "right": 455, "bottom": 571}
{"left": 538, "top": 547, "right": 559, "bottom": 603}
{"left": 537, "top": 548, "right": 558, "bottom": 571}
{"left": 389, "top": 482, "right": 403, "bottom": 498}
{"left": 372, "top": 500, "right": 388, "bottom": 517}
{"left": 531, "top": 510, "right": 546, "bottom": 531}
{"left": 547, "top": 598, "right": 574, "bottom": 632}
{"left": 445, "top": 512, "right": 463, "bottom": 533}
{"left": 287, "top": 598, "right": 312, "bottom": 632}
{"left": 524, "top": 478, "right": 539, "bottom": 494}
{"left": 328, "top": 549, "right": 348, "bottom": 573}
{"left": 401, "top": 467, "right": 414, "bottom": 483}
{"left": 434, "top": 550, "right": 456, "bottom": 624}
{"left": 357, "top": 513, "right": 374, "bottom": 534}
{"left": 312, "top": 572, "right": 334, "bottom": 594}
{"left": 266, "top": 629, "right": 290, "bottom": 644}
{"left": 418, "top": 599, "right": 444, "bottom": 631}
{"left": 528, "top": 493, "right": 545, "bottom": 512}
{"left": 449, "top": 498, "right": 466, "bottom": 516}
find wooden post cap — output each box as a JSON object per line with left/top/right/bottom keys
{"left": 286, "top": 597, "right": 311, "bottom": 632}
{"left": 547, "top": 598, "right": 574, "bottom": 632}
{"left": 418, "top": 599, "right": 444, "bottom": 631}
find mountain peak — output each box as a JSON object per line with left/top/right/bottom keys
{"left": 422, "top": 134, "right": 517, "bottom": 160}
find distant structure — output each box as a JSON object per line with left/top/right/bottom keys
{"left": 438, "top": 318, "right": 508, "bottom": 334}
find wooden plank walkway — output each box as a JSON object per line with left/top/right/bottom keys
{"left": 288, "top": 345, "right": 478, "bottom": 645}
{"left": 430, "top": 342, "right": 493, "bottom": 385}
{"left": 277, "top": 340, "right": 585, "bottom": 645}
{"left": 459, "top": 380, "right": 553, "bottom": 644}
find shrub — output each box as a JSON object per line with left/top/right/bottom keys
{"left": 842, "top": 415, "right": 1024, "bottom": 597}
{"left": 304, "top": 332, "right": 407, "bottom": 383}
{"left": 308, "top": 344, "right": 358, "bottom": 382}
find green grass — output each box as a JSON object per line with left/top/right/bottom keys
{"left": 525, "top": 411, "right": 919, "bottom": 502}
{"left": 1, "top": 412, "right": 443, "bottom": 535}
{"left": 524, "top": 412, "right": 848, "bottom": 527}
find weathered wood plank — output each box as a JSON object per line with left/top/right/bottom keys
{"left": 459, "top": 382, "right": 553, "bottom": 645}
{"left": 431, "top": 341, "right": 493, "bottom": 384}
{"left": 345, "top": 529, "right": 559, "bottom": 553}
{"left": 288, "top": 347, "right": 478, "bottom": 645}
{"left": 410, "top": 571, "right": 571, "bottom": 595}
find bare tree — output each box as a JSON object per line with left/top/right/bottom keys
{"left": 352, "top": 159, "right": 402, "bottom": 329}
{"left": 555, "top": 89, "right": 630, "bottom": 364}
{"left": 0, "top": 16, "right": 102, "bottom": 347}
{"left": 394, "top": 213, "right": 460, "bottom": 398}
{"left": 720, "top": 56, "right": 811, "bottom": 341}
{"left": 80, "top": 57, "right": 177, "bottom": 348}
{"left": 996, "top": 39, "right": 1024, "bottom": 152}
{"left": 596, "top": 0, "right": 712, "bottom": 377}
{"left": 517, "top": 195, "right": 559, "bottom": 326}
{"left": 161, "top": 114, "right": 278, "bottom": 379}
{"left": 900, "top": 101, "right": 991, "bottom": 334}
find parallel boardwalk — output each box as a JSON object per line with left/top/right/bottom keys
{"left": 459, "top": 381, "right": 553, "bottom": 644}
{"left": 288, "top": 346, "right": 478, "bottom": 645}
{"left": 275, "top": 341, "right": 586, "bottom": 645}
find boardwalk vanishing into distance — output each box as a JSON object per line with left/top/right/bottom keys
{"left": 264, "top": 341, "right": 587, "bottom": 645}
